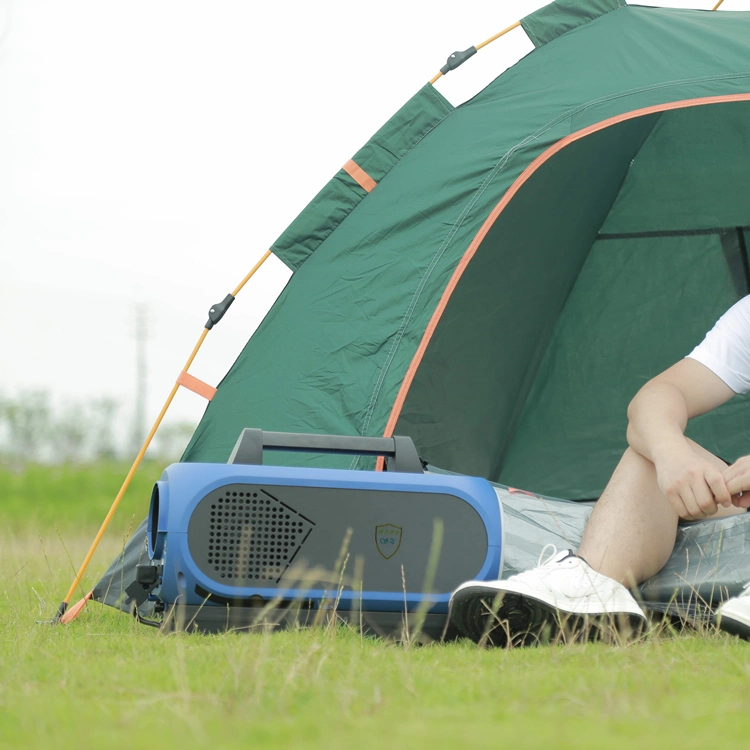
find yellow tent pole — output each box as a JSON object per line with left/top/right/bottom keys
{"left": 430, "top": 20, "right": 522, "bottom": 84}
{"left": 54, "top": 249, "right": 274, "bottom": 620}
{"left": 232, "top": 249, "right": 272, "bottom": 296}
{"left": 475, "top": 20, "right": 523, "bottom": 51}
{"left": 431, "top": 0, "right": 728, "bottom": 85}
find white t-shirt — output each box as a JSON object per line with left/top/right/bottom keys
{"left": 687, "top": 295, "right": 750, "bottom": 394}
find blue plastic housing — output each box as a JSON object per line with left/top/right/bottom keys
{"left": 149, "top": 463, "right": 502, "bottom": 614}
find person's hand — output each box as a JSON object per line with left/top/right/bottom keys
{"left": 655, "top": 447, "right": 733, "bottom": 521}
{"left": 723, "top": 456, "right": 750, "bottom": 510}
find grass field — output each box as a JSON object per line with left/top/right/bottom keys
{"left": 2, "top": 463, "right": 750, "bottom": 749}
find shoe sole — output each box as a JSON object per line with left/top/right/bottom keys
{"left": 450, "top": 585, "right": 646, "bottom": 647}
{"left": 715, "top": 611, "right": 750, "bottom": 640}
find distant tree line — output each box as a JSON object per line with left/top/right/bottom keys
{"left": 0, "top": 391, "right": 194, "bottom": 467}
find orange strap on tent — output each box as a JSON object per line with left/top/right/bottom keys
{"left": 176, "top": 371, "right": 217, "bottom": 400}
{"left": 343, "top": 159, "right": 377, "bottom": 193}
{"left": 53, "top": 249, "right": 274, "bottom": 623}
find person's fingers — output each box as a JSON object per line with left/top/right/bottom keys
{"left": 705, "top": 469, "right": 732, "bottom": 508}
{"left": 693, "top": 477, "right": 719, "bottom": 516}
{"left": 725, "top": 456, "right": 750, "bottom": 489}
{"left": 664, "top": 486, "right": 691, "bottom": 519}
{"left": 690, "top": 476, "right": 714, "bottom": 515}
{"left": 725, "top": 471, "right": 749, "bottom": 496}
{"left": 681, "top": 486, "right": 706, "bottom": 520}
{"left": 667, "top": 484, "right": 699, "bottom": 521}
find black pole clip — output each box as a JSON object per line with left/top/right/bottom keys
{"left": 440, "top": 46, "right": 477, "bottom": 75}
{"left": 205, "top": 294, "right": 235, "bottom": 330}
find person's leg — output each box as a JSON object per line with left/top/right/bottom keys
{"left": 577, "top": 441, "right": 741, "bottom": 587}
{"left": 449, "top": 440, "right": 742, "bottom": 646}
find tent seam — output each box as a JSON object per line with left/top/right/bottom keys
{"left": 523, "top": 3, "right": 637, "bottom": 50}
{"left": 355, "top": 144, "right": 514, "bottom": 454}
{"left": 356, "top": 205, "right": 478, "bottom": 449}
{"left": 523, "top": 23, "right": 542, "bottom": 47}
{"left": 531, "top": 70, "right": 750, "bottom": 139}
{"left": 340, "top": 107, "right": 456, "bottom": 468}
{"left": 489, "top": 71, "right": 750, "bottom": 185}
{"left": 369, "top": 108, "right": 455, "bottom": 190}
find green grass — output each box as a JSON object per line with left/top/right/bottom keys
{"left": 2, "top": 463, "right": 750, "bottom": 749}
{"left": 0, "top": 461, "right": 163, "bottom": 531}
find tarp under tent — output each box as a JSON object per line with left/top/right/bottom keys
{"left": 92, "top": 0, "right": 750, "bottom": 623}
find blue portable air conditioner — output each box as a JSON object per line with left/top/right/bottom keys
{"left": 133, "top": 430, "right": 502, "bottom": 638}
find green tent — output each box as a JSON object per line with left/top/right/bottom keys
{"left": 183, "top": 0, "right": 750, "bottom": 501}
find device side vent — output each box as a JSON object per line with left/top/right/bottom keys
{"left": 203, "top": 486, "right": 315, "bottom": 583}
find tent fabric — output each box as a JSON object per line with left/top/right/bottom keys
{"left": 498, "top": 231, "right": 750, "bottom": 497}
{"left": 93, "top": 520, "right": 150, "bottom": 615}
{"left": 521, "top": 0, "right": 625, "bottom": 48}
{"left": 272, "top": 84, "right": 454, "bottom": 272}
{"left": 599, "top": 103, "right": 750, "bottom": 234}
{"left": 181, "top": 2, "right": 750, "bottom": 503}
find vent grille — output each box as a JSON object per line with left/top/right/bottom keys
{"left": 194, "top": 487, "right": 315, "bottom": 584}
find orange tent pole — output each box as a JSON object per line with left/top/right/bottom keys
{"left": 712, "top": 0, "right": 725, "bottom": 9}
{"left": 54, "top": 249, "right": 273, "bottom": 621}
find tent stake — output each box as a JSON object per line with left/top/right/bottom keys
{"left": 53, "top": 249, "right": 273, "bottom": 621}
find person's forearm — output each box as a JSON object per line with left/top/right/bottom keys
{"left": 625, "top": 382, "right": 693, "bottom": 465}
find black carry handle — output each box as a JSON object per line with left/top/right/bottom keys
{"left": 228, "top": 428, "right": 423, "bottom": 474}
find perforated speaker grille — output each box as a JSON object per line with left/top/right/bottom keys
{"left": 188, "top": 485, "right": 315, "bottom": 585}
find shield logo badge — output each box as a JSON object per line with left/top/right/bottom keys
{"left": 375, "top": 524, "right": 402, "bottom": 559}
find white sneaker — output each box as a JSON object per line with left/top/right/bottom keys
{"left": 715, "top": 585, "right": 750, "bottom": 640}
{"left": 449, "top": 548, "right": 647, "bottom": 646}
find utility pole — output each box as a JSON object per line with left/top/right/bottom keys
{"left": 130, "top": 302, "right": 149, "bottom": 455}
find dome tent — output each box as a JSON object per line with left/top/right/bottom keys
{"left": 68, "top": 0, "right": 750, "bottom": 624}
{"left": 181, "top": 0, "right": 750, "bottom": 501}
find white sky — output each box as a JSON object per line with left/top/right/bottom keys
{"left": 0, "top": 0, "right": 742, "bottom": 451}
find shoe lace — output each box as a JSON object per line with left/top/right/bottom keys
{"left": 507, "top": 544, "right": 563, "bottom": 586}
{"left": 537, "top": 543, "right": 559, "bottom": 567}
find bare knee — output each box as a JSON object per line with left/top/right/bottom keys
{"left": 578, "top": 447, "right": 678, "bottom": 584}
